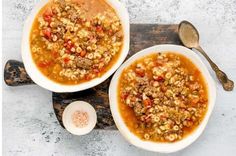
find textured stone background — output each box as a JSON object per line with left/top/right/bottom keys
{"left": 2, "top": 0, "right": 236, "bottom": 155}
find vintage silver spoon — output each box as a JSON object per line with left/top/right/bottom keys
{"left": 178, "top": 20, "right": 234, "bottom": 91}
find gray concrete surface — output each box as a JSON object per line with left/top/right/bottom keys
{"left": 2, "top": 0, "right": 236, "bottom": 155}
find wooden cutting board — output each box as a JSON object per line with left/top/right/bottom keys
{"left": 4, "top": 24, "right": 182, "bottom": 130}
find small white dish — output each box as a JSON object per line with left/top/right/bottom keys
{"left": 21, "top": 0, "right": 130, "bottom": 92}
{"left": 109, "top": 44, "right": 216, "bottom": 153}
{"left": 62, "top": 101, "right": 97, "bottom": 135}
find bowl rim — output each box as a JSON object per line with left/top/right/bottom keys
{"left": 21, "top": 0, "right": 130, "bottom": 92}
{"left": 109, "top": 44, "right": 216, "bottom": 153}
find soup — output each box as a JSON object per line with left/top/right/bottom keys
{"left": 118, "top": 52, "right": 208, "bottom": 142}
{"left": 30, "top": 0, "right": 123, "bottom": 84}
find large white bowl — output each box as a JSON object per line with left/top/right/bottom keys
{"left": 21, "top": 0, "right": 130, "bottom": 92}
{"left": 109, "top": 44, "right": 216, "bottom": 153}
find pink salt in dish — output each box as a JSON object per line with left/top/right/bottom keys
{"left": 62, "top": 101, "right": 97, "bottom": 135}
{"left": 72, "top": 111, "right": 89, "bottom": 128}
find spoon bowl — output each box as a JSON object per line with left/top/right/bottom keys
{"left": 178, "top": 21, "right": 200, "bottom": 48}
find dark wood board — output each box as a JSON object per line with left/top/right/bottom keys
{"left": 4, "top": 24, "right": 182, "bottom": 129}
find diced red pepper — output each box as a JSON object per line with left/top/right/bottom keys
{"left": 42, "top": 28, "right": 52, "bottom": 39}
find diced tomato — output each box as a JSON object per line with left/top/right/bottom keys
{"left": 85, "top": 74, "right": 92, "bottom": 80}
{"left": 93, "top": 69, "right": 100, "bottom": 73}
{"left": 63, "top": 57, "right": 70, "bottom": 63}
{"left": 155, "top": 60, "right": 163, "bottom": 67}
{"left": 143, "top": 99, "right": 152, "bottom": 107}
{"left": 43, "top": 14, "right": 52, "bottom": 23}
{"left": 75, "top": 52, "right": 81, "bottom": 56}
{"left": 76, "top": 18, "right": 82, "bottom": 24}
{"left": 160, "top": 114, "right": 167, "bottom": 120}
{"left": 66, "top": 44, "right": 73, "bottom": 50}
{"left": 80, "top": 50, "right": 86, "bottom": 57}
{"left": 194, "top": 69, "right": 200, "bottom": 77}
{"left": 160, "top": 84, "right": 167, "bottom": 92}
{"left": 99, "top": 67, "right": 104, "bottom": 72}
{"left": 136, "top": 93, "right": 142, "bottom": 99}
{"left": 96, "top": 26, "right": 103, "bottom": 32}
{"left": 43, "top": 9, "right": 53, "bottom": 23}
{"left": 89, "top": 35, "right": 97, "bottom": 43}
{"left": 135, "top": 68, "right": 145, "bottom": 77}
{"left": 77, "top": 17, "right": 86, "bottom": 24}
{"left": 140, "top": 115, "right": 145, "bottom": 121}
{"left": 64, "top": 38, "right": 71, "bottom": 43}
{"left": 131, "top": 96, "right": 136, "bottom": 102}
{"left": 89, "top": 35, "right": 94, "bottom": 40}
{"left": 38, "top": 61, "right": 51, "bottom": 68}
{"left": 64, "top": 40, "right": 73, "bottom": 49}
{"left": 108, "top": 29, "right": 113, "bottom": 35}
{"left": 52, "top": 51, "right": 58, "bottom": 58}
{"left": 70, "top": 46, "right": 75, "bottom": 52}
{"left": 145, "top": 117, "right": 151, "bottom": 123}
{"left": 64, "top": 40, "right": 75, "bottom": 53}
{"left": 44, "top": 9, "right": 53, "bottom": 16}
{"left": 154, "top": 76, "right": 164, "bottom": 82}
{"left": 121, "top": 93, "right": 129, "bottom": 100}
{"left": 42, "top": 28, "right": 52, "bottom": 39}
{"left": 65, "top": 49, "right": 71, "bottom": 54}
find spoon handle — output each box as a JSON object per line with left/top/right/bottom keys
{"left": 195, "top": 46, "right": 234, "bottom": 91}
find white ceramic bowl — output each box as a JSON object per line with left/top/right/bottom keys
{"left": 21, "top": 0, "right": 130, "bottom": 92}
{"left": 62, "top": 101, "right": 97, "bottom": 135}
{"left": 109, "top": 44, "right": 216, "bottom": 153}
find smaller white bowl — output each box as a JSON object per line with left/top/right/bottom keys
{"left": 109, "top": 44, "right": 216, "bottom": 153}
{"left": 62, "top": 101, "right": 97, "bottom": 135}
{"left": 21, "top": 0, "right": 130, "bottom": 92}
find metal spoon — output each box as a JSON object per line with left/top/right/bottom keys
{"left": 178, "top": 20, "right": 234, "bottom": 91}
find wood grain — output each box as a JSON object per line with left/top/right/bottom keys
{"left": 4, "top": 60, "right": 34, "bottom": 86}
{"left": 4, "top": 24, "right": 182, "bottom": 129}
